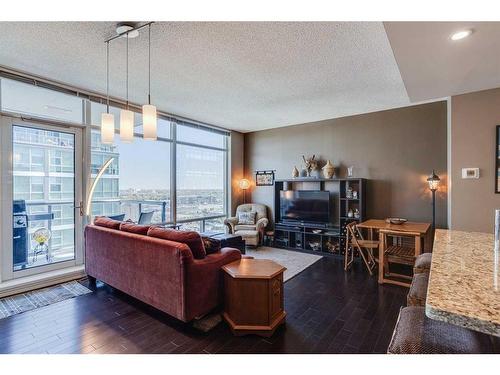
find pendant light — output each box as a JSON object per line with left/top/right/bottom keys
{"left": 142, "top": 23, "right": 157, "bottom": 141}
{"left": 120, "top": 32, "right": 134, "bottom": 143}
{"left": 101, "top": 41, "right": 115, "bottom": 145}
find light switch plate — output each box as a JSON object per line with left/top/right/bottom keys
{"left": 461, "top": 168, "right": 480, "bottom": 179}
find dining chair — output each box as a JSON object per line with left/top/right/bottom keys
{"left": 138, "top": 211, "right": 155, "bottom": 225}
{"left": 344, "top": 221, "right": 379, "bottom": 275}
{"left": 379, "top": 229, "right": 421, "bottom": 286}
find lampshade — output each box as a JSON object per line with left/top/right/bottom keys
{"left": 120, "top": 109, "right": 134, "bottom": 143}
{"left": 427, "top": 170, "right": 440, "bottom": 191}
{"left": 101, "top": 113, "right": 115, "bottom": 144}
{"left": 142, "top": 104, "right": 157, "bottom": 140}
{"left": 239, "top": 179, "right": 251, "bottom": 190}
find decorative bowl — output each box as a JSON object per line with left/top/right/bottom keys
{"left": 386, "top": 218, "right": 407, "bottom": 225}
{"left": 312, "top": 229, "right": 322, "bottom": 234}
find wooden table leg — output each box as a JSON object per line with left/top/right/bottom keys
{"left": 415, "top": 235, "right": 422, "bottom": 257}
{"left": 378, "top": 232, "right": 385, "bottom": 284}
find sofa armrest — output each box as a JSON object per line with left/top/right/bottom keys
{"left": 255, "top": 217, "right": 269, "bottom": 231}
{"left": 224, "top": 217, "right": 239, "bottom": 234}
{"left": 184, "top": 248, "right": 241, "bottom": 320}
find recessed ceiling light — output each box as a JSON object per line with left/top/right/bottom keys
{"left": 450, "top": 29, "right": 473, "bottom": 41}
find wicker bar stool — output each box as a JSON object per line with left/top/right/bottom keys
{"left": 388, "top": 306, "right": 493, "bottom": 354}
{"left": 414, "top": 252, "right": 432, "bottom": 274}
{"left": 407, "top": 272, "right": 429, "bottom": 307}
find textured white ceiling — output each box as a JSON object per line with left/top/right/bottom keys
{"left": 384, "top": 22, "right": 500, "bottom": 102}
{"left": 0, "top": 22, "right": 410, "bottom": 132}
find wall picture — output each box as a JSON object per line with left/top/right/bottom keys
{"left": 255, "top": 170, "right": 275, "bottom": 186}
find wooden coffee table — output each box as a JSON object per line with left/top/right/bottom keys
{"left": 222, "top": 259, "right": 286, "bottom": 337}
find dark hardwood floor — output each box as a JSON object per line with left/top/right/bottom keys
{"left": 0, "top": 256, "right": 408, "bottom": 354}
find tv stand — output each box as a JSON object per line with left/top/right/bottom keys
{"left": 273, "top": 178, "right": 367, "bottom": 257}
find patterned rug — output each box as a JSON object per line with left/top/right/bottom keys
{"left": 0, "top": 280, "right": 92, "bottom": 319}
{"left": 245, "top": 246, "right": 322, "bottom": 282}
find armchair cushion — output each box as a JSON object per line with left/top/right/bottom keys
{"left": 147, "top": 227, "right": 206, "bottom": 260}
{"left": 237, "top": 211, "right": 256, "bottom": 225}
{"left": 235, "top": 224, "right": 257, "bottom": 231}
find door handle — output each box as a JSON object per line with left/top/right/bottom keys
{"left": 74, "top": 201, "right": 84, "bottom": 217}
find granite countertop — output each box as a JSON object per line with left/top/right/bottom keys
{"left": 426, "top": 229, "right": 500, "bottom": 337}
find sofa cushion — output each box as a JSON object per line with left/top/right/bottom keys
{"left": 201, "top": 236, "right": 222, "bottom": 255}
{"left": 238, "top": 211, "right": 256, "bottom": 225}
{"left": 147, "top": 227, "right": 206, "bottom": 259}
{"left": 120, "top": 222, "right": 151, "bottom": 235}
{"left": 93, "top": 216, "right": 122, "bottom": 230}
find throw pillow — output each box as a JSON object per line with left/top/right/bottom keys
{"left": 119, "top": 222, "right": 151, "bottom": 235}
{"left": 238, "top": 211, "right": 257, "bottom": 225}
{"left": 201, "top": 236, "right": 222, "bottom": 255}
{"left": 93, "top": 216, "right": 122, "bottom": 230}
{"left": 147, "top": 227, "right": 206, "bottom": 259}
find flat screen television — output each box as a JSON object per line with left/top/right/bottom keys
{"left": 279, "top": 190, "right": 330, "bottom": 224}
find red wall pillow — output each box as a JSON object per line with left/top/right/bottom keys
{"left": 147, "top": 227, "right": 206, "bottom": 259}
{"left": 93, "top": 216, "right": 121, "bottom": 230}
{"left": 120, "top": 222, "right": 151, "bottom": 235}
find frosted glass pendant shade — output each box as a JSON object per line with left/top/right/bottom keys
{"left": 142, "top": 104, "right": 157, "bottom": 140}
{"left": 101, "top": 113, "right": 115, "bottom": 144}
{"left": 120, "top": 109, "right": 134, "bottom": 143}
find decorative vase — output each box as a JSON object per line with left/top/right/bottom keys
{"left": 311, "top": 169, "right": 321, "bottom": 178}
{"left": 347, "top": 166, "right": 354, "bottom": 178}
{"left": 292, "top": 166, "right": 299, "bottom": 178}
{"left": 322, "top": 160, "right": 335, "bottom": 179}
{"left": 300, "top": 167, "right": 308, "bottom": 177}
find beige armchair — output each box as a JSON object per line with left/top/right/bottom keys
{"left": 224, "top": 203, "right": 269, "bottom": 247}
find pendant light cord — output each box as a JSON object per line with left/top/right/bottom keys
{"left": 126, "top": 32, "right": 129, "bottom": 110}
{"left": 148, "top": 23, "right": 151, "bottom": 105}
{"left": 106, "top": 41, "right": 110, "bottom": 113}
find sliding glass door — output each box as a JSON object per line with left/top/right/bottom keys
{"left": 1, "top": 117, "right": 84, "bottom": 280}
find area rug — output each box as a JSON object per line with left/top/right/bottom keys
{"left": 245, "top": 247, "right": 322, "bottom": 282}
{"left": 0, "top": 280, "right": 92, "bottom": 319}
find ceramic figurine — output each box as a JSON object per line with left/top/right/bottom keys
{"left": 292, "top": 166, "right": 299, "bottom": 178}
{"left": 322, "top": 160, "right": 335, "bottom": 179}
{"left": 352, "top": 190, "right": 358, "bottom": 199}
{"left": 347, "top": 209, "right": 354, "bottom": 218}
{"left": 354, "top": 208, "right": 360, "bottom": 219}
{"left": 346, "top": 186, "right": 353, "bottom": 199}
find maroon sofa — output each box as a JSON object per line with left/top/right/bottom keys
{"left": 84, "top": 218, "right": 241, "bottom": 322}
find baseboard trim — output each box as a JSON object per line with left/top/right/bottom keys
{"left": 0, "top": 265, "right": 86, "bottom": 298}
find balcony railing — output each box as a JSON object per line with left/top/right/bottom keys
{"left": 91, "top": 199, "right": 226, "bottom": 233}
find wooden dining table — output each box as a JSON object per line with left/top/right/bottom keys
{"left": 357, "top": 219, "right": 432, "bottom": 285}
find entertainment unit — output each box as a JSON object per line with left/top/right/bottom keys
{"left": 273, "top": 178, "right": 366, "bottom": 257}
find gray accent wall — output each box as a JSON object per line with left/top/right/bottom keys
{"left": 243, "top": 101, "right": 448, "bottom": 228}
{"left": 451, "top": 88, "right": 500, "bottom": 233}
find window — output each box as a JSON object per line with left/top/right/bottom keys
{"left": 176, "top": 144, "right": 226, "bottom": 221}
{"left": 90, "top": 128, "right": 171, "bottom": 224}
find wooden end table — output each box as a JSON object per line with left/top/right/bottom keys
{"left": 222, "top": 259, "right": 286, "bottom": 337}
